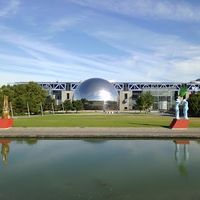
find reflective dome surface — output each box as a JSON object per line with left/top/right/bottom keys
{"left": 74, "top": 78, "right": 118, "bottom": 110}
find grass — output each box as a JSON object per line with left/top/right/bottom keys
{"left": 13, "top": 113, "right": 200, "bottom": 128}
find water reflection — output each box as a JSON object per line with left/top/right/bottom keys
{"left": 0, "top": 139, "right": 200, "bottom": 200}
{"left": 15, "top": 138, "right": 38, "bottom": 145}
{"left": 0, "top": 138, "right": 192, "bottom": 172}
{"left": 0, "top": 140, "right": 11, "bottom": 165}
{"left": 0, "top": 138, "right": 38, "bottom": 166}
{"left": 83, "top": 139, "right": 107, "bottom": 144}
{"left": 174, "top": 140, "right": 190, "bottom": 176}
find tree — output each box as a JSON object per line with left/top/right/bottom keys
{"left": 72, "top": 100, "right": 83, "bottom": 113}
{"left": 12, "top": 84, "right": 27, "bottom": 114}
{"left": 136, "top": 92, "right": 154, "bottom": 113}
{"left": 63, "top": 100, "right": 73, "bottom": 111}
{"left": 80, "top": 98, "right": 88, "bottom": 110}
{"left": 43, "top": 95, "right": 55, "bottom": 111}
{"left": 0, "top": 82, "right": 47, "bottom": 115}
{"left": 188, "top": 92, "right": 200, "bottom": 117}
{"left": 24, "top": 82, "right": 47, "bottom": 114}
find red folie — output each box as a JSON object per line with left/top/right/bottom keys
{"left": 170, "top": 119, "right": 189, "bottom": 129}
{"left": 0, "top": 118, "right": 14, "bottom": 128}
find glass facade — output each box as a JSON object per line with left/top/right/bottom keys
{"left": 143, "top": 89, "right": 175, "bottom": 110}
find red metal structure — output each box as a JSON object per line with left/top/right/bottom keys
{"left": 170, "top": 119, "right": 189, "bottom": 129}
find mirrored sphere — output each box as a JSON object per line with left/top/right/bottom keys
{"left": 74, "top": 78, "right": 118, "bottom": 110}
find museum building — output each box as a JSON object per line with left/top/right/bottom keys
{"left": 20, "top": 78, "right": 200, "bottom": 111}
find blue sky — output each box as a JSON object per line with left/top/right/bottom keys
{"left": 0, "top": 0, "right": 200, "bottom": 85}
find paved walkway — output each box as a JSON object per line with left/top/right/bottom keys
{"left": 0, "top": 127, "right": 200, "bottom": 139}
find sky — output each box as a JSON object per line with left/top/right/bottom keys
{"left": 0, "top": 0, "right": 200, "bottom": 85}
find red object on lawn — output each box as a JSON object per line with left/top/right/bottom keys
{"left": 170, "top": 119, "right": 189, "bottom": 129}
{"left": 0, "top": 118, "right": 14, "bottom": 128}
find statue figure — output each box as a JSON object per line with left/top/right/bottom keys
{"left": 174, "top": 141, "right": 189, "bottom": 177}
{"left": 183, "top": 99, "right": 189, "bottom": 119}
{"left": 175, "top": 98, "right": 189, "bottom": 120}
{"left": 2, "top": 95, "right": 10, "bottom": 119}
{"left": 171, "top": 86, "right": 189, "bottom": 129}
{"left": 1, "top": 143, "right": 9, "bottom": 165}
{"left": 175, "top": 98, "right": 180, "bottom": 119}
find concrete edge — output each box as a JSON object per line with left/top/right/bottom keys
{"left": 0, "top": 127, "right": 199, "bottom": 139}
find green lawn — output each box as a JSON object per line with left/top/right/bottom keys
{"left": 13, "top": 113, "right": 200, "bottom": 128}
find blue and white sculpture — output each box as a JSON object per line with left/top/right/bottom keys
{"left": 175, "top": 98, "right": 181, "bottom": 119}
{"left": 183, "top": 99, "right": 189, "bottom": 119}
{"left": 175, "top": 98, "right": 189, "bottom": 120}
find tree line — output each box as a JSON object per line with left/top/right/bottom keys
{"left": 0, "top": 82, "right": 199, "bottom": 116}
{"left": 188, "top": 92, "right": 200, "bottom": 117}
{"left": 0, "top": 82, "right": 84, "bottom": 115}
{"left": 0, "top": 82, "right": 46, "bottom": 115}
{"left": 136, "top": 91, "right": 200, "bottom": 116}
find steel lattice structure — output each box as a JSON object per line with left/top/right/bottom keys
{"left": 33, "top": 82, "right": 200, "bottom": 92}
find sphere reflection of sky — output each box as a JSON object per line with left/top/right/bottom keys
{"left": 74, "top": 78, "right": 118, "bottom": 102}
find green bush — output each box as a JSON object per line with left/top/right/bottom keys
{"left": 188, "top": 92, "right": 200, "bottom": 117}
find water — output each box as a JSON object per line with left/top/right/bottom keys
{"left": 0, "top": 139, "right": 200, "bottom": 200}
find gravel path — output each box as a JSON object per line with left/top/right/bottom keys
{"left": 0, "top": 127, "right": 200, "bottom": 139}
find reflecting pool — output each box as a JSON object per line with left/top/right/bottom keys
{"left": 0, "top": 139, "right": 200, "bottom": 200}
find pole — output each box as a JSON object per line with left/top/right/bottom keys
{"left": 52, "top": 103, "right": 55, "bottom": 114}
{"left": 62, "top": 103, "right": 65, "bottom": 112}
{"left": 40, "top": 103, "right": 44, "bottom": 116}
{"left": 27, "top": 102, "right": 30, "bottom": 117}
{"left": 10, "top": 102, "right": 14, "bottom": 118}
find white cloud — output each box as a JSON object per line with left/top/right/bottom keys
{"left": 169, "top": 57, "right": 200, "bottom": 79}
{"left": 73, "top": 13, "right": 200, "bottom": 81}
{"left": 0, "top": 27, "right": 116, "bottom": 73}
{"left": 0, "top": 23, "right": 199, "bottom": 83}
{"left": 49, "top": 13, "right": 89, "bottom": 32}
{"left": 69, "top": 0, "right": 200, "bottom": 22}
{"left": 0, "top": 26, "right": 121, "bottom": 83}
{"left": 0, "top": 0, "right": 20, "bottom": 17}
{"left": 0, "top": 7, "right": 199, "bottom": 84}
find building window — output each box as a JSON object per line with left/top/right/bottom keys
{"left": 124, "top": 93, "right": 128, "bottom": 99}
{"left": 124, "top": 107, "right": 127, "bottom": 110}
{"left": 53, "top": 91, "right": 61, "bottom": 100}
{"left": 67, "top": 93, "right": 70, "bottom": 99}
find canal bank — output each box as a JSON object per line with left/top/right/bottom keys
{"left": 0, "top": 127, "right": 200, "bottom": 139}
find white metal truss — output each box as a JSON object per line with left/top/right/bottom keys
{"left": 112, "top": 83, "right": 124, "bottom": 91}
{"left": 187, "top": 84, "right": 200, "bottom": 92}
{"left": 37, "top": 82, "right": 68, "bottom": 91}
{"left": 126, "top": 82, "right": 182, "bottom": 91}
{"left": 128, "top": 83, "right": 140, "bottom": 90}
{"left": 70, "top": 82, "right": 79, "bottom": 90}
{"left": 18, "top": 81, "right": 200, "bottom": 92}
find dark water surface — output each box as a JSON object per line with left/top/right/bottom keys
{"left": 0, "top": 139, "right": 200, "bottom": 200}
